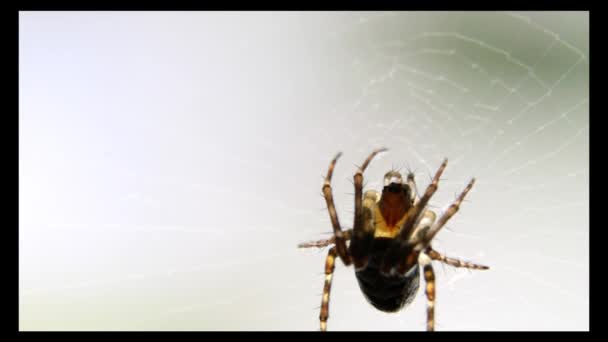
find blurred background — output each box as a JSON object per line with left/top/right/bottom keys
{"left": 19, "top": 11, "right": 588, "bottom": 331}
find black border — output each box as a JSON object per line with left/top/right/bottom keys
{"left": 14, "top": 2, "right": 593, "bottom": 337}
{"left": 14, "top": 0, "right": 593, "bottom": 11}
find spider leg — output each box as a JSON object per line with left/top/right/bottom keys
{"left": 406, "top": 171, "right": 420, "bottom": 204}
{"left": 418, "top": 178, "right": 476, "bottom": 249}
{"left": 427, "top": 247, "right": 489, "bottom": 270}
{"left": 420, "top": 254, "right": 436, "bottom": 332}
{"left": 322, "top": 152, "right": 351, "bottom": 265}
{"left": 319, "top": 246, "right": 337, "bottom": 332}
{"left": 351, "top": 148, "right": 387, "bottom": 269}
{"left": 298, "top": 229, "right": 352, "bottom": 249}
{"left": 399, "top": 158, "right": 447, "bottom": 243}
{"left": 383, "top": 209, "right": 437, "bottom": 275}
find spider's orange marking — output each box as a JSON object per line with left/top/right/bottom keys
{"left": 379, "top": 190, "right": 409, "bottom": 227}
{"left": 373, "top": 187, "right": 412, "bottom": 238}
{"left": 373, "top": 205, "right": 408, "bottom": 238}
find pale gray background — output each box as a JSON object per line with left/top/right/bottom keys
{"left": 19, "top": 11, "right": 589, "bottom": 331}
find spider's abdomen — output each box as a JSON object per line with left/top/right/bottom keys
{"left": 355, "top": 238, "right": 420, "bottom": 312}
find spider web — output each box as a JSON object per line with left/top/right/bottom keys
{"left": 300, "top": 11, "right": 588, "bottom": 331}
{"left": 19, "top": 11, "right": 588, "bottom": 331}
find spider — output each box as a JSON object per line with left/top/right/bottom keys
{"left": 298, "top": 148, "right": 489, "bottom": 331}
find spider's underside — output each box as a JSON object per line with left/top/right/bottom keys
{"left": 298, "top": 148, "right": 489, "bottom": 331}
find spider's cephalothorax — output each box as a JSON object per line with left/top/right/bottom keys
{"left": 298, "top": 148, "right": 489, "bottom": 331}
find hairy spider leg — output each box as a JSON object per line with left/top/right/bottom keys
{"left": 406, "top": 171, "right": 420, "bottom": 204}
{"left": 351, "top": 148, "right": 388, "bottom": 269}
{"left": 399, "top": 159, "right": 447, "bottom": 243}
{"left": 427, "top": 248, "right": 489, "bottom": 270}
{"left": 422, "top": 259, "right": 436, "bottom": 332}
{"left": 396, "top": 177, "right": 476, "bottom": 273}
{"left": 418, "top": 178, "right": 476, "bottom": 249}
{"left": 298, "top": 230, "right": 353, "bottom": 249}
{"left": 322, "top": 152, "right": 351, "bottom": 265}
{"left": 319, "top": 246, "right": 338, "bottom": 332}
